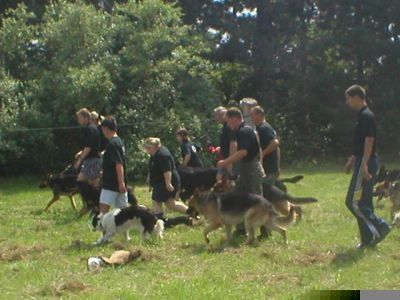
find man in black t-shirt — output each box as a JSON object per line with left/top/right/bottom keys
{"left": 344, "top": 85, "right": 391, "bottom": 249}
{"left": 250, "top": 106, "right": 280, "bottom": 178}
{"left": 75, "top": 108, "right": 102, "bottom": 187}
{"left": 99, "top": 117, "right": 128, "bottom": 214}
{"left": 217, "top": 107, "right": 265, "bottom": 195}
{"left": 176, "top": 128, "right": 203, "bottom": 168}
{"left": 214, "top": 106, "right": 237, "bottom": 180}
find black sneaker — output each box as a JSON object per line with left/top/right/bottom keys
{"left": 370, "top": 224, "right": 392, "bottom": 247}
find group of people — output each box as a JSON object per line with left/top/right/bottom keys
{"left": 73, "top": 84, "right": 392, "bottom": 249}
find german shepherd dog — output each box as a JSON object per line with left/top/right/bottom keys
{"left": 211, "top": 179, "right": 318, "bottom": 221}
{"left": 373, "top": 166, "right": 400, "bottom": 211}
{"left": 188, "top": 188, "right": 297, "bottom": 245}
{"left": 39, "top": 165, "right": 79, "bottom": 211}
{"left": 178, "top": 164, "right": 304, "bottom": 202}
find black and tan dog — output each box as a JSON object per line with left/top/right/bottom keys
{"left": 374, "top": 181, "right": 400, "bottom": 220}
{"left": 189, "top": 187, "right": 297, "bottom": 245}
{"left": 39, "top": 171, "right": 79, "bottom": 211}
{"left": 211, "top": 179, "right": 318, "bottom": 221}
{"left": 179, "top": 164, "right": 305, "bottom": 202}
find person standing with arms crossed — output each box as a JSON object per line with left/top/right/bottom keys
{"left": 250, "top": 106, "right": 280, "bottom": 180}
{"left": 344, "top": 85, "right": 391, "bottom": 249}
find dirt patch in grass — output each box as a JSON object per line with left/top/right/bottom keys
{"left": 39, "top": 280, "right": 89, "bottom": 297}
{"left": 34, "top": 220, "right": 53, "bottom": 231}
{"left": 295, "top": 250, "right": 335, "bottom": 266}
{"left": 0, "top": 244, "right": 46, "bottom": 262}
{"left": 66, "top": 239, "right": 95, "bottom": 251}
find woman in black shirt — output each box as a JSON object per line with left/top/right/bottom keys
{"left": 176, "top": 128, "right": 203, "bottom": 168}
{"left": 144, "top": 137, "right": 188, "bottom": 215}
{"left": 74, "top": 108, "right": 102, "bottom": 187}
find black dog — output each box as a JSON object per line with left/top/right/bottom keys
{"left": 178, "top": 166, "right": 219, "bottom": 201}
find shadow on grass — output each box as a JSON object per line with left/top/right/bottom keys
{"left": 330, "top": 247, "right": 369, "bottom": 268}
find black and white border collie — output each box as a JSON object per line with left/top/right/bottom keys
{"left": 91, "top": 205, "right": 164, "bottom": 245}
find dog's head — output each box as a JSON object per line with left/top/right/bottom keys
{"left": 90, "top": 212, "right": 103, "bottom": 232}
{"left": 374, "top": 181, "right": 391, "bottom": 199}
{"left": 38, "top": 174, "right": 53, "bottom": 189}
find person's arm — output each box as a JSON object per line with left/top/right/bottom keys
{"left": 361, "top": 137, "right": 374, "bottom": 180}
{"left": 116, "top": 163, "right": 127, "bottom": 193}
{"left": 229, "top": 141, "right": 237, "bottom": 157}
{"left": 262, "top": 139, "right": 279, "bottom": 158}
{"left": 345, "top": 155, "right": 356, "bottom": 174}
{"left": 218, "top": 150, "right": 247, "bottom": 168}
{"left": 163, "top": 171, "right": 174, "bottom": 192}
{"left": 182, "top": 154, "right": 191, "bottom": 167}
{"left": 74, "top": 147, "right": 91, "bottom": 169}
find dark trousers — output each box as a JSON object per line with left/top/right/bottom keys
{"left": 345, "top": 156, "right": 389, "bottom": 244}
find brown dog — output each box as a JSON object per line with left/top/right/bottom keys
{"left": 188, "top": 187, "right": 296, "bottom": 245}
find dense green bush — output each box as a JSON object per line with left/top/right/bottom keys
{"left": 0, "top": 0, "right": 221, "bottom": 176}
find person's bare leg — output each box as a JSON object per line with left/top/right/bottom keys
{"left": 165, "top": 198, "right": 188, "bottom": 214}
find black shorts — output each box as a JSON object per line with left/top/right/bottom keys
{"left": 151, "top": 180, "right": 180, "bottom": 203}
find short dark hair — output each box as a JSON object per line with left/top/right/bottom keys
{"left": 176, "top": 128, "right": 189, "bottom": 141}
{"left": 226, "top": 107, "right": 243, "bottom": 119}
{"left": 345, "top": 85, "right": 366, "bottom": 100}
{"left": 101, "top": 116, "right": 117, "bottom": 131}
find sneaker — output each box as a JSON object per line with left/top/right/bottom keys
{"left": 356, "top": 242, "right": 373, "bottom": 250}
{"left": 370, "top": 224, "right": 392, "bottom": 247}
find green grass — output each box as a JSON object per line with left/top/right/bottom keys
{"left": 1, "top": 163, "right": 400, "bottom": 299}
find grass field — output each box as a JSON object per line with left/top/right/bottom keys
{"left": 1, "top": 163, "right": 400, "bottom": 299}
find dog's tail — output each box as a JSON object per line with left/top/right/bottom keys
{"left": 280, "top": 175, "right": 304, "bottom": 184}
{"left": 274, "top": 206, "right": 296, "bottom": 228}
{"left": 153, "top": 219, "right": 165, "bottom": 239}
{"left": 286, "top": 195, "right": 318, "bottom": 204}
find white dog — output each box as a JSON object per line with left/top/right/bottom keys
{"left": 91, "top": 205, "right": 164, "bottom": 245}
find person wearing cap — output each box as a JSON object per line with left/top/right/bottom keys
{"left": 214, "top": 106, "right": 237, "bottom": 181}
{"left": 250, "top": 106, "right": 281, "bottom": 179}
{"left": 143, "top": 137, "right": 189, "bottom": 216}
{"left": 90, "top": 111, "right": 108, "bottom": 152}
{"left": 74, "top": 108, "right": 102, "bottom": 187}
{"left": 176, "top": 128, "right": 203, "bottom": 168}
{"left": 99, "top": 116, "right": 128, "bottom": 214}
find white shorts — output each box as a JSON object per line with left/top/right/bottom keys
{"left": 100, "top": 189, "right": 128, "bottom": 208}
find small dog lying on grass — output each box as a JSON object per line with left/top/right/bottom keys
{"left": 91, "top": 206, "right": 165, "bottom": 245}
{"left": 188, "top": 187, "right": 296, "bottom": 245}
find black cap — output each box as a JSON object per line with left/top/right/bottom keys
{"left": 101, "top": 117, "right": 117, "bottom": 131}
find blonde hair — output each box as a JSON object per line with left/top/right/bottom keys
{"left": 213, "top": 106, "right": 226, "bottom": 114}
{"left": 76, "top": 108, "right": 91, "bottom": 119}
{"left": 90, "top": 111, "right": 99, "bottom": 120}
{"left": 144, "top": 137, "right": 162, "bottom": 148}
